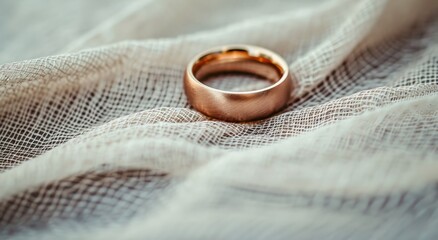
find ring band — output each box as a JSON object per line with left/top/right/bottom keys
{"left": 184, "top": 45, "right": 293, "bottom": 122}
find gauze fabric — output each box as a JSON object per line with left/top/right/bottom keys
{"left": 1, "top": 0, "right": 438, "bottom": 239}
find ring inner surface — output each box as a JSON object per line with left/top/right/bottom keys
{"left": 192, "top": 49, "right": 284, "bottom": 84}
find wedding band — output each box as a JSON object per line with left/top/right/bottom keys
{"left": 184, "top": 45, "right": 293, "bottom": 122}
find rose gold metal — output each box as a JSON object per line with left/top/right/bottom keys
{"left": 184, "top": 45, "right": 293, "bottom": 122}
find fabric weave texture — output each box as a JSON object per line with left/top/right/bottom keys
{"left": 1, "top": 0, "right": 438, "bottom": 239}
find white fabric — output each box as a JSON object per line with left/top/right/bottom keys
{"left": 1, "top": 0, "right": 438, "bottom": 239}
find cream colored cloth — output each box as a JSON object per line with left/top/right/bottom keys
{"left": 1, "top": 0, "right": 438, "bottom": 239}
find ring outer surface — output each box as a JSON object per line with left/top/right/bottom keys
{"left": 184, "top": 45, "right": 293, "bottom": 122}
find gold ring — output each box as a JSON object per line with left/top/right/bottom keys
{"left": 184, "top": 45, "right": 293, "bottom": 122}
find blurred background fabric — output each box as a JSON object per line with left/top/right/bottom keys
{"left": 0, "top": 0, "right": 140, "bottom": 64}
{"left": 1, "top": 0, "right": 438, "bottom": 239}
